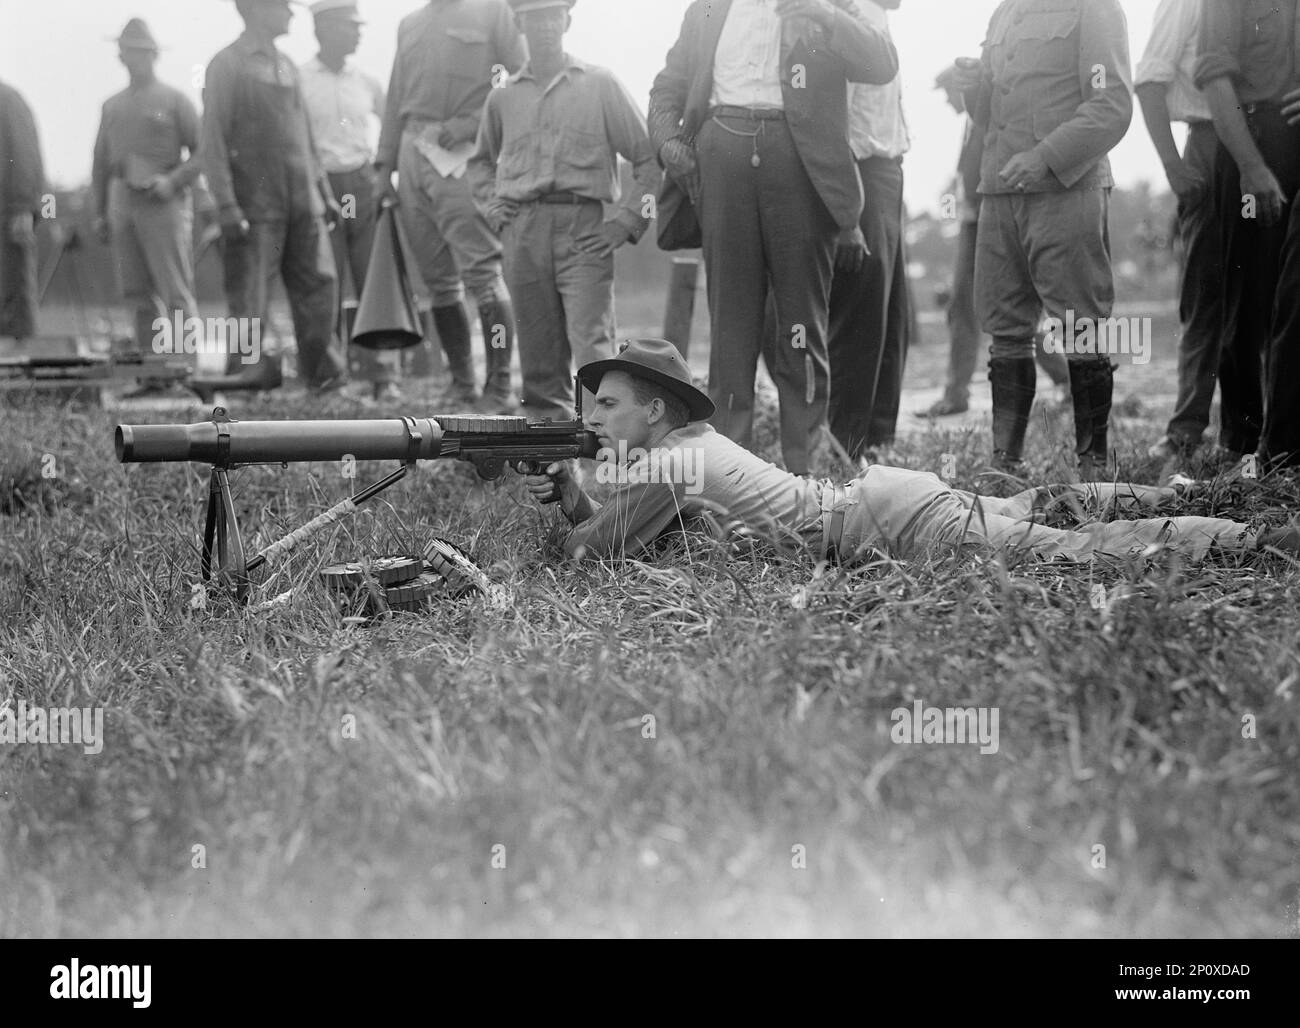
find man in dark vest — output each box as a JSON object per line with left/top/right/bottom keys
{"left": 202, "top": 0, "right": 349, "bottom": 393}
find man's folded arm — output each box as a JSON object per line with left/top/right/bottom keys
{"left": 825, "top": 0, "right": 900, "bottom": 85}
{"left": 563, "top": 479, "right": 689, "bottom": 560}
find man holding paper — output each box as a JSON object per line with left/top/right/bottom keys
{"left": 375, "top": 0, "right": 526, "bottom": 411}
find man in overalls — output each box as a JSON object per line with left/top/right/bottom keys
{"left": 202, "top": 0, "right": 348, "bottom": 392}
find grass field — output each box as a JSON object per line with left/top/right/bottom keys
{"left": 2, "top": 300, "right": 1299, "bottom": 938}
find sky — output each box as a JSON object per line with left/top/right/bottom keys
{"left": 1, "top": 0, "right": 1175, "bottom": 213}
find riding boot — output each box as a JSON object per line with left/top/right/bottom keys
{"left": 1069, "top": 359, "right": 1114, "bottom": 480}
{"left": 432, "top": 303, "right": 476, "bottom": 403}
{"left": 989, "top": 356, "right": 1037, "bottom": 470}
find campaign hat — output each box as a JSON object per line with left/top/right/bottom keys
{"left": 578, "top": 338, "right": 713, "bottom": 422}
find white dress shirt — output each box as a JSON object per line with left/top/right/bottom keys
{"left": 300, "top": 56, "right": 385, "bottom": 174}
{"left": 1134, "top": 0, "right": 1211, "bottom": 124}
{"left": 847, "top": 1, "right": 909, "bottom": 160}
{"left": 710, "top": 0, "right": 784, "bottom": 110}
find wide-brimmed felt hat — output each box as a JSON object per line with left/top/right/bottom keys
{"left": 113, "top": 19, "right": 160, "bottom": 51}
{"left": 578, "top": 338, "right": 714, "bottom": 422}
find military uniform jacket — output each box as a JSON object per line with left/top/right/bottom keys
{"left": 648, "top": 0, "right": 899, "bottom": 231}
{"left": 969, "top": 0, "right": 1133, "bottom": 195}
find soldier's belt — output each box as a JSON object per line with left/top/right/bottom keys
{"left": 710, "top": 105, "right": 786, "bottom": 121}
{"left": 524, "top": 191, "right": 601, "bottom": 206}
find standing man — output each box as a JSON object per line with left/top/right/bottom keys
{"left": 469, "top": 0, "right": 661, "bottom": 421}
{"left": 376, "top": 0, "right": 525, "bottom": 412}
{"left": 1136, "top": 0, "right": 1224, "bottom": 472}
{"left": 921, "top": 70, "right": 1069, "bottom": 419}
{"left": 202, "top": 0, "right": 348, "bottom": 393}
{"left": 648, "top": 0, "right": 899, "bottom": 476}
{"left": 92, "top": 19, "right": 202, "bottom": 388}
{"left": 300, "top": 0, "right": 400, "bottom": 403}
{"left": 1201, "top": 0, "right": 1300, "bottom": 471}
{"left": 0, "top": 79, "right": 44, "bottom": 341}
{"left": 825, "top": 0, "right": 910, "bottom": 465}
{"left": 953, "top": 0, "right": 1133, "bottom": 478}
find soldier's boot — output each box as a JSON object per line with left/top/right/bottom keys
{"left": 431, "top": 303, "right": 477, "bottom": 408}
{"left": 1070, "top": 358, "right": 1115, "bottom": 481}
{"left": 477, "top": 297, "right": 517, "bottom": 413}
{"left": 989, "top": 356, "right": 1037, "bottom": 473}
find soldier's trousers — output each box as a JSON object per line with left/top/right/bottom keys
{"left": 975, "top": 188, "right": 1115, "bottom": 360}
{"left": 833, "top": 465, "right": 1256, "bottom": 563}
{"left": 107, "top": 180, "right": 198, "bottom": 358}
{"left": 398, "top": 125, "right": 510, "bottom": 392}
{"left": 501, "top": 199, "right": 614, "bottom": 420}
{"left": 222, "top": 215, "right": 346, "bottom": 387}
{"left": 940, "top": 217, "right": 1068, "bottom": 405}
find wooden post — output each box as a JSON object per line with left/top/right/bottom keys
{"left": 662, "top": 257, "right": 700, "bottom": 359}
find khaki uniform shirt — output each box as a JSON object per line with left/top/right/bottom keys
{"left": 92, "top": 80, "right": 202, "bottom": 218}
{"left": 377, "top": 0, "right": 525, "bottom": 168}
{"left": 470, "top": 56, "right": 662, "bottom": 242}
{"left": 970, "top": 0, "right": 1133, "bottom": 194}
{"left": 564, "top": 422, "right": 825, "bottom": 559}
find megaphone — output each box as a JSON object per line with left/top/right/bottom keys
{"left": 351, "top": 205, "right": 424, "bottom": 351}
